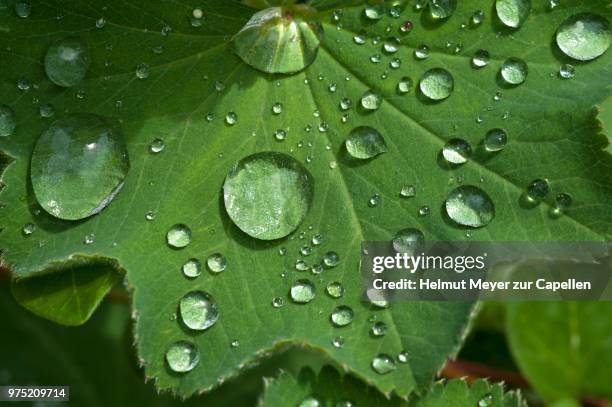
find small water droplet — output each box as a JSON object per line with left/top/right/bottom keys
{"left": 299, "top": 395, "right": 321, "bottom": 407}
{"left": 372, "top": 354, "right": 396, "bottom": 374}
{"left": 471, "top": 10, "right": 485, "bottom": 26}
{"left": 166, "top": 341, "right": 199, "bottom": 373}
{"left": 84, "top": 233, "right": 95, "bottom": 244}
{"left": 371, "top": 321, "right": 388, "bottom": 336}
{"left": 0, "top": 105, "right": 16, "bottom": 137}
{"left": 179, "top": 290, "right": 219, "bottom": 331}
{"left": 345, "top": 126, "right": 387, "bottom": 160}
{"left": 472, "top": 49, "right": 490, "bottom": 68}
{"left": 429, "top": 0, "right": 456, "bottom": 20}
{"left": 145, "top": 211, "right": 155, "bottom": 221}
{"left": 207, "top": 253, "right": 227, "bottom": 273}
{"left": 445, "top": 185, "right": 495, "bottom": 228}
{"left": 364, "top": 4, "right": 384, "bottom": 20}
{"left": 414, "top": 44, "right": 430, "bottom": 59}
{"left": 332, "top": 336, "right": 345, "bottom": 348}
{"left": 167, "top": 224, "right": 192, "bottom": 248}
{"left": 551, "top": 193, "right": 572, "bottom": 217}
{"left": 330, "top": 305, "right": 353, "bottom": 327}
{"left": 500, "top": 57, "right": 528, "bottom": 85}
{"left": 478, "top": 393, "right": 494, "bottom": 407}
{"left": 397, "top": 76, "right": 413, "bottom": 94}
{"left": 442, "top": 138, "right": 472, "bottom": 164}
{"left": 230, "top": 339, "right": 239, "bottom": 348}
{"left": 393, "top": 228, "right": 425, "bottom": 254}
{"left": 398, "top": 351, "right": 409, "bottom": 363}
{"left": 526, "top": 178, "right": 550, "bottom": 202}
{"left": 420, "top": 68, "right": 454, "bottom": 100}
{"left": 559, "top": 63, "right": 576, "bottom": 79}
{"left": 149, "top": 138, "right": 165, "bottom": 153}
{"left": 400, "top": 185, "right": 416, "bottom": 198}
{"left": 323, "top": 251, "right": 340, "bottom": 268}
{"left": 272, "top": 102, "right": 283, "bottom": 115}
{"left": 326, "top": 282, "right": 345, "bottom": 298}
{"left": 272, "top": 297, "right": 284, "bottom": 308}
{"left": 400, "top": 21, "right": 414, "bottom": 33}
{"left": 496, "top": 0, "right": 531, "bottom": 28}
{"left": 182, "top": 258, "right": 202, "bottom": 278}
{"left": 290, "top": 279, "right": 316, "bottom": 303}
{"left": 14, "top": 1, "right": 31, "bottom": 18}
{"left": 360, "top": 90, "right": 382, "bottom": 111}
{"left": 135, "top": 62, "right": 150, "bottom": 79}
{"left": 225, "top": 112, "right": 238, "bottom": 125}
{"left": 369, "top": 194, "right": 381, "bottom": 207}
{"left": 484, "top": 128, "right": 508, "bottom": 152}
{"left": 274, "top": 129, "right": 287, "bottom": 141}
{"left": 22, "top": 223, "right": 35, "bottom": 236}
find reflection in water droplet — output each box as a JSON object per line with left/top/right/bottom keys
{"left": 442, "top": 138, "right": 472, "bottom": 164}
{"left": 419, "top": 68, "right": 454, "bottom": 100}
{"left": 551, "top": 193, "right": 572, "bottom": 217}
{"left": 372, "top": 354, "right": 397, "bottom": 374}
{"left": 345, "top": 126, "right": 387, "bottom": 160}
{"left": 225, "top": 112, "right": 238, "bottom": 125}
{"left": 179, "top": 290, "right": 219, "bottom": 331}
{"left": 501, "top": 57, "right": 528, "bottom": 85}
{"left": 166, "top": 341, "right": 199, "bottom": 373}
{"left": 39, "top": 103, "right": 55, "bottom": 118}
{"left": 472, "top": 49, "right": 490, "bottom": 68}
{"left": 414, "top": 44, "right": 430, "bottom": 59}
{"left": 223, "top": 152, "right": 314, "bottom": 240}
{"left": 364, "top": 4, "right": 384, "bottom": 20}
{"left": 495, "top": 0, "right": 531, "bottom": 28}
{"left": 30, "top": 113, "right": 129, "bottom": 220}
{"left": 445, "top": 186, "right": 495, "bottom": 228}
{"left": 167, "top": 224, "right": 192, "bottom": 248}
{"left": 471, "top": 10, "right": 485, "bottom": 26}
{"left": 44, "top": 38, "right": 90, "bottom": 87}
{"left": 556, "top": 13, "right": 610, "bottom": 61}
{"left": 330, "top": 305, "right": 354, "bottom": 327}
{"left": 290, "top": 279, "right": 315, "bottom": 303}
{"left": 484, "top": 128, "right": 508, "bottom": 152}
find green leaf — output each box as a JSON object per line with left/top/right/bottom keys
{"left": 0, "top": 0, "right": 610, "bottom": 400}
{"left": 506, "top": 302, "right": 612, "bottom": 403}
{"left": 260, "top": 366, "right": 525, "bottom": 406}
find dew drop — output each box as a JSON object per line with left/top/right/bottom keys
{"left": 397, "top": 76, "right": 413, "bottom": 94}
{"left": 30, "top": 113, "right": 129, "bottom": 220}
{"left": 165, "top": 341, "right": 199, "bottom": 373}
{"left": 442, "top": 138, "right": 472, "bottom": 164}
{"left": 223, "top": 152, "right": 313, "bottom": 240}
{"left": 398, "top": 351, "right": 409, "bottom": 363}
{"left": 345, "top": 126, "right": 387, "bottom": 160}
{"left": 484, "top": 128, "right": 508, "bottom": 152}
{"left": 272, "top": 297, "right": 284, "bottom": 308}
{"left": 299, "top": 395, "right": 322, "bottom": 407}
{"left": 400, "top": 21, "right": 413, "bottom": 33}
{"left": 340, "top": 97, "right": 352, "bottom": 110}
{"left": 332, "top": 336, "right": 345, "bottom": 348}
{"left": 471, "top": 10, "right": 485, "bottom": 26}
{"left": 207, "top": 253, "right": 227, "bottom": 273}
{"left": 22, "top": 223, "right": 35, "bottom": 236}
{"left": 290, "top": 279, "right": 316, "bottom": 303}
{"left": 0, "top": 105, "right": 16, "bottom": 137}
{"left": 323, "top": 251, "right": 340, "bottom": 267}
{"left": 225, "top": 112, "right": 238, "bottom": 126}
{"left": 330, "top": 305, "right": 354, "bottom": 327}
{"left": 179, "top": 290, "right": 219, "bottom": 331}
{"left": 419, "top": 68, "right": 454, "bottom": 100}
{"left": 551, "top": 193, "right": 572, "bottom": 217}
{"left": 167, "top": 224, "right": 192, "bottom": 248}
{"left": 274, "top": 129, "right": 287, "bottom": 141}
{"left": 429, "top": 0, "right": 456, "bottom": 20}
{"left": 44, "top": 38, "right": 90, "bottom": 87}
{"left": 135, "top": 62, "right": 150, "bottom": 79}
{"left": 556, "top": 13, "right": 609, "bottom": 61}
{"left": 495, "top": 0, "right": 531, "bottom": 28}
{"left": 372, "top": 354, "right": 396, "bottom": 374}
{"left": 271, "top": 102, "right": 283, "bottom": 114}
{"left": 182, "top": 259, "right": 202, "bottom": 278}
{"left": 400, "top": 185, "right": 416, "bottom": 198}
{"left": 371, "top": 321, "right": 388, "bottom": 336}
{"left": 360, "top": 90, "right": 382, "bottom": 111}
{"left": 478, "top": 394, "right": 494, "bottom": 407}
{"left": 39, "top": 103, "right": 55, "bottom": 118}
{"left": 393, "top": 228, "right": 425, "bottom": 255}
{"left": 445, "top": 185, "right": 495, "bottom": 228}
{"left": 525, "top": 178, "right": 550, "bottom": 202}
{"left": 500, "top": 57, "right": 528, "bottom": 85}
{"left": 364, "top": 4, "right": 384, "bottom": 20}
{"left": 559, "top": 64, "right": 575, "bottom": 79}
{"left": 149, "top": 138, "right": 165, "bottom": 153}
{"left": 145, "top": 211, "right": 155, "bottom": 221}
{"left": 326, "top": 282, "right": 345, "bottom": 299}
{"left": 414, "top": 44, "right": 430, "bottom": 59}
{"left": 472, "top": 49, "right": 490, "bottom": 68}
{"left": 14, "top": 1, "right": 31, "bottom": 18}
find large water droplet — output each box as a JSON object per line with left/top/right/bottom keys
{"left": 0, "top": 104, "right": 16, "bottom": 137}
{"left": 556, "top": 13, "right": 610, "bottom": 61}
{"left": 179, "top": 290, "right": 219, "bottom": 331}
{"left": 44, "top": 38, "right": 90, "bottom": 87}
{"left": 429, "top": 0, "right": 456, "bottom": 20}
{"left": 290, "top": 279, "right": 315, "bottom": 303}
{"left": 372, "top": 354, "right": 396, "bottom": 374}
{"left": 445, "top": 186, "right": 495, "bottom": 228}
{"left": 495, "top": 0, "right": 531, "bottom": 28}
{"left": 167, "top": 224, "right": 192, "bottom": 248}
{"left": 30, "top": 113, "right": 129, "bottom": 220}
{"left": 442, "top": 138, "right": 472, "bottom": 164}
{"left": 393, "top": 228, "right": 424, "bottom": 255}
{"left": 419, "top": 68, "right": 454, "bottom": 101}
{"left": 345, "top": 126, "right": 387, "bottom": 160}
{"left": 484, "top": 128, "right": 508, "bottom": 152}
{"left": 500, "top": 57, "right": 528, "bottom": 85}
{"left": 233, "top": 6, "right": 323, "bottom": 74}
{"left": 165, "top": 341, "right": 199, "bottom": 373}
{"left": 330, "top": 305, "right": 354, "bottom": 327}
{"left": 223, "top": 152, "right": 314, "bottom": 240}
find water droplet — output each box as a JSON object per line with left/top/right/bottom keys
{"left": 323, "top": 251, "right": 340, "bottom": 268}
{"left": 95, "top": 17, "right": 106, "bottom": 29}
{"left": 551, "top": 193, "right": 572, "bottom": 217}
{"left": 44, "top": 38, "right": 90, "bottom": 87}
{"left": 353, "top": 33, "right": 366, "bottom": 44}
{"left": 429, "top": 0, "right": 456, "bottom": 20}
{"left": 442, "top": 138, "right": 472, "bottom": 164}
{"left": 22, "top": 223, "right": 35, "bottom": 236}
{"left": 332, "top": 336, "right": 345, "bottom": 348}
{"left": 371, "top": 321, "right": 388, "bottom": 336}
{"left": 225, "top": 112, "right": 238, "bottom": 125}
{"left": 135, "top": 63, "right": 150, "bottom": 79}
{"left": 369, "top": 54, "right": 382, "bottom": 64}
{"left": 390, "top": 58, "right": 401, "bottom": 69}
{"left": 398, "top": 351, "right": 409, "bottom": 363}
{"left": 472, "top": 49, "right": 490, "bottom": 68}
{"left": 215, "top": 80, "right": 225, "bottom": 92}
{"left": 182, "top": 259, "right": 202, "bottom": 278}
{"left": 299, "top": 395, "right": 322, "bottom": 407}
{"left": 0, "top": 105, "right": 16, "bottom": 137}
{"left": 339, "top": 98, "right": 352, "bottom": 111}
{"left": 478, "top": 394, "right": 494, "bottom": 407}
{"left": 372, "top": 354, "right": 396, "bottom": 374}
{"left": 149, "top": 138, "right": 165, "bottom": 153}
{"left": 419, "top": 68, "right": 454, "bottom": 100}
{"left": 393, "top": 228, "right": 425, "bottom": 254}
{"left": 84, "top": 233, "right": 95, "bottom": 245}
{"left": 145, "top": 211, "right": 155, "bottom": 221}
{"left": 326, "top": 282, "right": 345, "bottom": 298}
{"left": 559, "top": 63, "right": 575, "bottom": 79}
{"left": 223, "top": 152, "right": 314, "bottom": 240}
{"left": 495, "top": 0, "right": 531, "bottom": 28}
{"left": 484, "top": 128, "right": 508, "bottom": 152}
{"left": 400, "top": 21, "right": 414, "bottom": 33}
{"left": 167, "top": 224, "right": 192, "bottom": 248}
{"left": 369, "top": 194, "right": 381, "bottom": 207}
{"left": 383, "top": 37, "right": 400, "bottom": 54}
{"left": 330, "top": 305, "right": 353, "bottom": 327}
{"left": 207, "top": 253, "right": 227, "bottom": 273}
{"left": 500, "top": 57, "right": 528, "bottom": 85}
{"left": 39, "top": 103, "right": 55, "bottom": 118}
{"left": 290, "top": 279, "right": 315, "bottom": 303}
{"left": 179, "top": 290, "right": 219, "bottom": 331}
{"left": 233, "top": 6, "right": 323, "bottom": 74}
{"left": 312, "top": 234, "right": 323, "bottom": 246}
{"left": 400, "top": 185, "right": 416, "bottom": 198}
{"left": 364, "top": 4, "right": 384, "bottom": 20}
{"left": 414, "top": 44, "right": 430, "bottom": 59}
{"left": 230, "top": 339, "right": 239, "bottom": 348}
{"left": 274, "top": 129, "right": 287, "bottom": 141}
{"left": 445, "top": 185, "right": 495, "bottom": 228}
{"left": 166, "top": 341, "right": 199, "bottom": 373}
{"left": 556, "top": 13, "right": 609, "bottom": 61}
{"left": 360, "top": 91, "right": 382, "bottom": 111}
{"left": 526, "top": 178, "right": 550, "bottom": 202}
{"left": 30, "top": 113, "right": 129, "bottom": 220}
{"left": 395, "top": 76, "right": 413, "bottom": 95}
{"left": 272, "top": 297, "right": 284, "bottom": 308}
{"left": 14, "top": 1, "right": 31, "bottom": 18}
{"left": 345, "top": 126, "right": 387, "bottom": 160}
{"left": 272, "top": 102, "right": 283, "bottom": 115}
{"left": 471, "top": 10, "right": 485, "bottom": 26}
